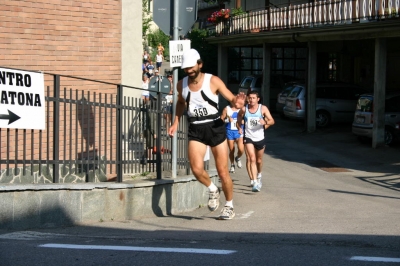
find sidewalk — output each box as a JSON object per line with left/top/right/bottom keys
{"left": 209, "top": 115, "right": 399, "bottom": 191}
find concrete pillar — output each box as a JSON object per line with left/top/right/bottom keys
{"left": 307, "top": 41, "right": 317, "bottom": 133}
{"left": 372, "top": 38, "right": 387, "bottom": 148}
{"left": 263, "top": 43, "right": 272, "bottom": 107}
{"left": 218, "top": 44, "right": 229, "bottom": 84}
{"left": 306, "top": 42, "right": 317, "bottom": 132}
{"left": 121, "top": 0, "right": 142, "bottom": 91}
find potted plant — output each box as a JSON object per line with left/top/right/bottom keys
{"left": 231, "top": 6, "right": 246, "bottom": 17}
{"left": 207, "top": 8, "right": 231, "bottom": 25}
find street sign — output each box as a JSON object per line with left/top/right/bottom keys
{"left": 169, "top": 40, "right": 191, "bottom": 68}
{"left": 153, "top": 0, "right": 198, "bottom": 36}
{"left": 149, "top": 76, "right": 171, "bottom": 99}
{"left": 0, "top": 67, "right": 45, "bottom": 130}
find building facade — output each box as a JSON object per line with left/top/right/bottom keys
{"left": 198, "top": 0, "right": 400, "bottom": 147}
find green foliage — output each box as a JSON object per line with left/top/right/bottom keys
{"left": 142, "top": 0, "right": 152, "bottom": 37}
{"left": 147, "top": 29, "right": 170, "bottom": 58}
{"left": 231, "top": 7, "right": 246, "bottom": 16}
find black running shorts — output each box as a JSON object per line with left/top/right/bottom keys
{"left": 188, "top": 118, "right": 226, "bottom": 147}
{"left": 243, "top": 137, "right": 265, "bottom": 150}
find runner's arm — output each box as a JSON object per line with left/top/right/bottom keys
{"left": 261, "top": 105, "right": 275, "bottom": 130}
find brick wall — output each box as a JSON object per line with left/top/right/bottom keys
{"left": 0, "top": 0, "right": 122, "bottom": 86}
{"left": 0, "top": 0, "right": 123, "bottom": 182}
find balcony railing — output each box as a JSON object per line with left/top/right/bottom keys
{"left": 213, "top": 0, "right": 399, "bottom": 36}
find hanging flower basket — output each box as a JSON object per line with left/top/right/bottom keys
{"left": 207, "top": 9, "right": 230, "bottom": 25}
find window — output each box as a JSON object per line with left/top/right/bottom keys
{"left": 228, "top": 46, "right": 307, "bottom": 86}
{"left": 328, "top": 53, "right": 337, "bottom": 81}
{"left": 228, "top": 46, "right": 263, "bottom": 83}
{"left": 288, "top": 86, "right": 304, "bottom": 97}
{"left": 272, "top": 47, "right": 306, "bottom": 80}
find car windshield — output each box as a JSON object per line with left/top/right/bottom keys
{"left": 280, "top": 85, "right": 295, "bottom": 96}
{"left": 356, "top": 96, "right": 373, "bottom": 112}
{"left": 239, "top": 77, "right": 253, "bottom": 88}
{"left": 287, "top": 86, "right": 303, "bottom": 97}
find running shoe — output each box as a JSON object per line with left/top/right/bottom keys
{"left": 250, "top": 180, "right": 255, "bottom": 187}
{"left": 229, "top": 165, "right": 235, "bottom": 173}
{"left": 208, "top": 189, "right": 220, "bottom": 211}
{"left": 252, "top": 181, "right": 261, "bottom": 192}
{"left": 218, "top": 206, "right": 235, "bottom": 220}
{"left": 235, "top": 156, "right": 242, "bottom": 168}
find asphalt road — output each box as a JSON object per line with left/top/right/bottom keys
{"left": 0, "top": 116, "right": 399, "bottom": 265}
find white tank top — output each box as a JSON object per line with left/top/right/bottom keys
{"left": 244, "top": 104, "right": 264, "bottom": 141}
{"left": 182, "top": 73, "right": 220, "bottom": 124}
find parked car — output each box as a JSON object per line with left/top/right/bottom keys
{"left": 237, "top": 74, "right": 301, "bottom": 108}
{"left": 237, "top": 74, "right": 263, "bottom": 95}
{"left": 283, "top": 82, "right": 369, "bottom": 127}
{"left": 352, "top": 93, "right": 400, "bottom": 145}
{"left": 275, "top": 83, "right": 299, "bottom": 117}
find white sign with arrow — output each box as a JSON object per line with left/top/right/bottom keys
{"left": 0, "top": 67, "right": 45, "bottom": 130}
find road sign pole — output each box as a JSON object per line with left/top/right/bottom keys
{"left": 171, "top": 0, "right": 179, "bottom": 178}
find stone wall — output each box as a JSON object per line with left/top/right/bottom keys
{"left": 0, "top": 156, "right": 107, "bottom": 184}
{"left": 0, "top": 173, "right": 218, "bottom": 230}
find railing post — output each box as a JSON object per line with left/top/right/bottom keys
{"left": 53, "top": 74, "right": 60, "bottom": 183}
{"left": 116, "top": 84, "right": 123, "bottom": 182}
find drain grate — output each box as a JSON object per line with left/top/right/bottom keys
{"left": 307, "top": 160, "right": 350, "bottom": 172}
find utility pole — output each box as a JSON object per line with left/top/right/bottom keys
{"left": 171, "top": 0, "right": 179, "bottom": 178}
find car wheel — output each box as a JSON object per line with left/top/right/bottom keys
{"left": 385, "top": 127, "right": 394, "bottom": 146}
{"left": 316, "top": 111, "right": 330, "bottom": 128}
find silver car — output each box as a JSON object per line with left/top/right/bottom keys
{"left": 283, "top": 82, "right": 369, "bottom": 128}
{"left": 276, "top": 85, "right": 297, "bottom": 117}
{"left": 352, "top": 93, "right": 400, "bottom": 145}
{"left": 237, "top": 74, "right": 301, "bottom": 108}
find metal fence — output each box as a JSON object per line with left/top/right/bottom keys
{"left": 0, "top": 68, "right": 190, "bottom": 184}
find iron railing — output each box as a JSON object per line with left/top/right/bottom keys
{"left": 213, "top": 0, "right": 399, "bottom": 36}
{"left": 0, "top": 68, "right": 190, "bottom": 184}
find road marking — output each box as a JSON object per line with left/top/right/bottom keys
{"left": 350, "top": 256, "right": 400, "bottom": 262}
{"left": 39, "top": 243, "right": 236, "bottom": 255}
{"left": 240, "top": 211, "right": 254, "bottom": 219}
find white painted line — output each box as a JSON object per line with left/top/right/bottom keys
{"left": 240, "top": 211, "right": 254, "bottom": 219}
{"left": 39, "top": 243, "right": 236, "bottom": 255}
{"left": 350, "top": 256, "right": 400, "bottom": 262}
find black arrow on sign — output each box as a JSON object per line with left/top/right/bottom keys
{"left": 0, "top": 110, "right": 21, "bottom": 125}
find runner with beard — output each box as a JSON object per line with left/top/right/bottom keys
{"left": 168, "top": 49, "right": 245, "bottom": 220}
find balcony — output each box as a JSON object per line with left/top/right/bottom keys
{"left": 210, "top": 0, "right": 399, "bottom": 37}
